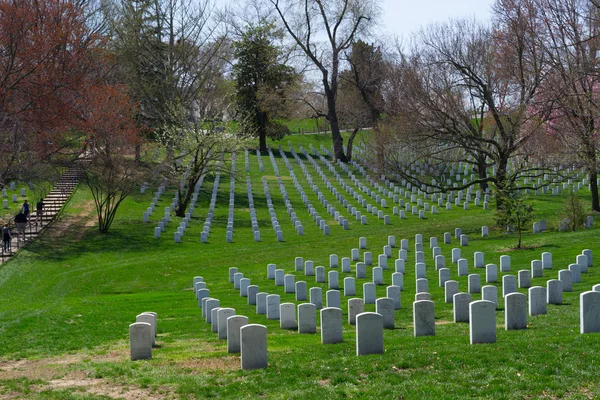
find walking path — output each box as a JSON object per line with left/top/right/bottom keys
{"left": 0, "top": 163, "right": 84, "bottom": 264}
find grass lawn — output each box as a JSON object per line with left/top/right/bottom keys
{"left": 0, "top": 134, "right": 599, "bottom": 399}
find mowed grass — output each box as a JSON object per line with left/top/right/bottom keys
{"left": 0, "top": 136, "right": 599, "bottom": 399}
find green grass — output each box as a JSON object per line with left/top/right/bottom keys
{"left": 0, "top": 136, "right": 599, "bottom": 399}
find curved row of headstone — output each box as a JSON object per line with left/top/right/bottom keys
{"left": 200, "top": 156, "right": 224, "bottom": 243}
{"left": 294, "top": 145, "right": 355, "bottom": 228}
{"left": 246, "top": 176, "right": 261, "bottom": 241}
{"left": 276, "top": 146, "right": 305, "bottom": 235}
{"left": 283, "top": 145, "right": 332, "bottom": 234}
{"left": 261, "top": 176, "right": 284, "bottom": 242}
{"left": 194, "top": 275, "right": 268, "bottom": 370}
{"left": 308, "top": 145, "right": 398, "bottom": 223}
{"left": 256, "top": 149, "right": 265, "bottom": 173}
{"left": 225, "top": 153, "right": 236, "bottom": 243}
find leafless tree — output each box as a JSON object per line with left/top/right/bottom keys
{"left": 266, "top": 0, "right": 380, "bottom": 162}
{"left": 535, "top": 0, "right": 600, "bottom": 211}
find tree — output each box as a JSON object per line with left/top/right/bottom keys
{"left": 535, "top": 0, "right": 600, "bottom": 211}
{"left": 78, "top": 84, "right": 145, "bottom": 233}
{"left": 561, "top": 190, "right": 587, "bottom": 232}
{"left": 0, "top": 0, "right": 104, "bottom": 185}
{"left": 494, "top": 190, "right": 534, "bottom": 249}
{"left": 337, "top": 40, "right": 386, "bottom": 161}
{"left": 233, "top": 21, "right": 298, "bottom": 152}
{"left": 109, "top": 0, "right": 240, "bottom": 218}
{"left": 373, "top": 4, "right": 557, "bottom": 204}
{"left": 268, "top": 0, "right": 380, "bottom": 162}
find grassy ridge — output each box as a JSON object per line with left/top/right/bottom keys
{"left": 0, "top": 136, "right": 599, "bottom": 399}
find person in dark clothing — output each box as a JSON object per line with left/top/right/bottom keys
{"left": 23, "top": 200, "right": 30, "bottom": 221}
{"left": 36, "top": 199, "right": 44, "bottom": 225}
{"left": 1, "top": 223, "right": 10, "bottom": 253}
{"left": 14, "top": 210, "right": 27, "bottom": 241}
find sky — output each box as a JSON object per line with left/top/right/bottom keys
{"left": 378, "top": 0, "right": 495, "bottom": 41}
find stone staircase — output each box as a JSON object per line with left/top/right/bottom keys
{"left": 0, "top": 163, "right": 84, "bottom": 263}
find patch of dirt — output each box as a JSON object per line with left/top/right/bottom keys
{"left": 262, "top": 175, "right": 292, "bottom": 181}
{"left": 497, "top": 244, "right": 544, "bottom": 252}
{"left": 177, "top": 356, "right": 239, "bottom": 372}
{"left": 46, "top": 199, "right": 97, "bottom": 240}
{"left": 41, "top": 371, "right": 175, "bottom": 400}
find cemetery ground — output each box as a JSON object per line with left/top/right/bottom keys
{"left": 1, "top": 134, "right": 600, "bottom": 399}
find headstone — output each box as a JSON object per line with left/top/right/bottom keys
{"left": 505, "top": 293, "right": 527, "bottom": 330}
{"left": 321, "top": 307, "right": 343, "bottom": 344}
{"left": 438, "top": 268, "right": 450, "bottom": 288}
{"left": 541, "top": 252, "right": 552, "bottom": 269}
{"left": 267, "top": 264, "right": 276, "bottom": 279}
{"left": 205, "top": 299, "right": 220, "bottom": 323}
{"left": 547, "top": 280, "right": 562, "bottom": 305}
{"left": 227, "top": 315, "right": 248, "bottom": 353}
{"left": 363, "top": 281, "right": 377, "bottom": 305}
{"left": 326, "top": 290, "right": 341, "bottom": 308}
{"left": 531, "top": 260, "right": 543, "bottom": 278}
{"left": 458, "top": 259, "right": 468, "bottom": 276}
{"left": 305, "top": 260, "right": 315, "bottom": 276}
{"left": 217, "top": 308, "right": 236, "bottom": 340}
{"left": 435, "top": 255, "right": 445, "bottom": 271}
{"left": 295, "top": 281, "right": 307, "bottom": 301}
{"left": 247, "top": 285, "right": 259, "bottom": 305}
{"left": 266, "top": 294, "right": 280, "bottom": 320}
{"left": 518, "top": 270, "right": 531, "bottom": 289}
{"left": 298, "top": 303, "right": 317, "bottom": 333}
{"left": 481, "top": 285, "right": 498, "bottom": 308}
{"left": 328, "top": 270, "right": 339, "bottom": 289}
{"left": 240, "top": 324, "right": 267, "bottom": 370}
{"left": 468, "top": 274, "right": 481, "bottom": 293}
{"left": 211, "top": 308, "right": 221, "bottom": 333}
{"left": 376, "top": 297, "right": 395, "bottom": 329}
{"left": 359, "top": 237, "right": 367, "bottom": 249}
{"left": 274, "top": 269, "right": 285, "bottom": 286}
{"left": 558, "top": 269, "right": 573, "bottom": 292}
{"left": 356, "top": 312, "right": 384, "bottom": 355}
{"left": 356, "top": 262, "right": 366, "bottom": 279}
{"left": 502, "top": 275, "right": 517, "bottom": 297}
{"left": 392, "top": 272, "right": 404, "bottom": 290}
{"left": 582, "top": 249, "right": 593, "bottom": 267}
{"left": 280, "top": 303, "right": 297, "bottom": 329}
{"left": 500, "top": 255, "right": 511, "bottom": 272}
{"left": 469, "top": 301, "right": 496, "bottom": 344}
{"left": 528, "top": 286, "right": 547, "bottom": 316}
{"left": 453, "top": 292, "right": 472, "bottom": 323}
{"left": 445, "top": 280, "right": 459, "bottom": 303}
{"left": 416, "top": 278, "right": 429, "bottom": 293}
{"left": 129, "top": 322, "right": 152, "bottom": 360}
{"left": 580, "top": 291, "right": 600, "bottom": 333}
{"left": 364, "top": 252, "right": 373, "bottom": 265}
{"left": 460, "top": 234, "right": 468, "bottom": 246}
{"left": 452, "top": 248, "right": 461, "bottom": 263}
{"left": 310, "top": 287, "right": 323, "bottom": 309}
{"left": 348, "top": 298, "right": 365, "bottom": 325}
{"left": 342, "top": 257, "right": 351, "bottom": 273}
{"left": 474, "top": 252, "right": 484, "bottom": 268}
{"left": 315, "top": 266, "right": 326, "bottom": 283}
{"left": 413, "top": 300, "right": 435, "bottom": 337}
{"left": 415, "top": 263, "right": 426, "bottom": 279}
{"left": 568, "top": 264, "right": 581, "bottom": 284}
{"left": 344, "top": 277, "right": 356, "bottom": 296}
{"left": 576, "top": 255, "right": 588, "bottom": 274}
{"left": 486, "top": 264, "right": 497, "bottom": 283}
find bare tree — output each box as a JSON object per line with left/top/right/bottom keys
{"left": 535, "top": 0, "right": 600, "bottom": 211}
{"left": 267, "top": 0, "right": 380, "bottom": 162}
{"left": 374, "top": 5, "right": 557, "bottom": 202}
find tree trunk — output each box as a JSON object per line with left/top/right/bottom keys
{"left": 135, "top": 144, "right": 141, "bottom": 162}
{"left": 324, "top": 82, "right": 346, "bottom": 162}
{"left": 258, "top": 111, "right": 268, "bottom": 153}
{"left": 345, "top": 127, "right": 360, "bottom": 162}
{"left": 587, "top": 166, "right": 600, "bottom": 212}
{"left": 495, "top": 155, "right": 509, "bottom": 210}
{"left": 477, "top": 157, "right": 488, "bottom": 192}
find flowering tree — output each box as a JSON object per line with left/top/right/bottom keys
{"left": 0, "top": 0, "right": 102, "bottom": 184}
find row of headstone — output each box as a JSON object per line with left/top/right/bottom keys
{"left": 197, "top": 274, "right": 268, "bottom": 370}
{"left": 200, "top": 157, "right": 224, "bottom": 243}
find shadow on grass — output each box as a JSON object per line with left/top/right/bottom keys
{"left": 24, "top": 216, "right": 160, "bottom": 262}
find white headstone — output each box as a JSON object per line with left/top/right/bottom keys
{"left": 356, "top": 312, "right": 384, "bottom": 355}
{"left": 240, "top": 324, "right": 267, "bottom": 370}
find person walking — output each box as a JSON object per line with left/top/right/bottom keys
{"left": 1, "top": 223, "right": 11, "bottom": 253}
{"left": 14, "top": 210, "right": 27, "bottom": 241}
{"left": 23, "top": 200, "right": 30, "bottom": 221}
{"left": 35, "top": 199, "right": 44, "bottom": 225}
